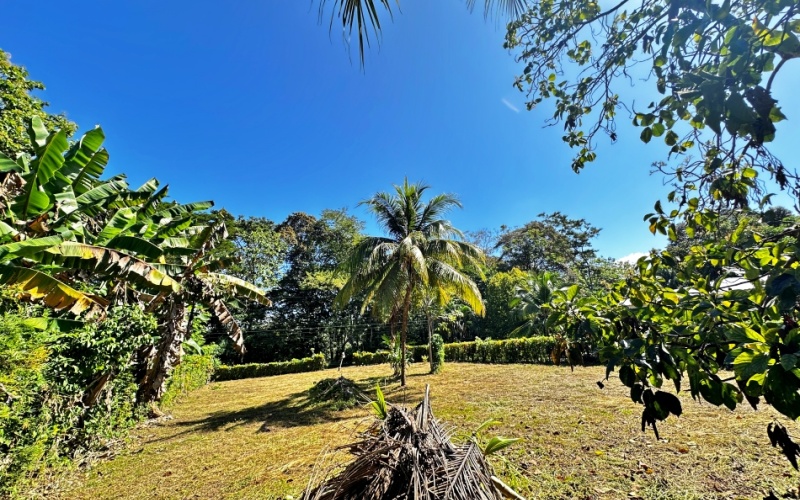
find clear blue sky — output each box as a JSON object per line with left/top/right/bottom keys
{"left": 2, "top": 1, "right": 797, "bottom": 260}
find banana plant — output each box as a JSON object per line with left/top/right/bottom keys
{"left": 0, "top": 119, "right": 271, "bottom": 404}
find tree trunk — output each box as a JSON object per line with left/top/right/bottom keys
{"left": 400, "top": 285, "right": 413, "bottom": 387}
{"left": 426, "top": 304, "right": 434, "bottom": 374}
{"left": 139, "top": 299, "right": 188, "bottom": 403}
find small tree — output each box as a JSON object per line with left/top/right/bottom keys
{"left": 336, "top": 179, "right": 485, "bottom": 386}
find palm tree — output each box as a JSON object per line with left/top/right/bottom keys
{"left": 509, "top": 271, "right": 557, "bottom": 337}
{"left": 335, "top": 179, "right": 485, "bottom": 385}
{"left": 317, "top": 0, "right": 529, "bottom": 64}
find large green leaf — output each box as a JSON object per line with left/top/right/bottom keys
{"left": 75, "top": 179, "right": 129, "bottom": 207}
{"left": 0, "top": 235, "right": 65, "bottom": 263}
{"left": 60, "top": 126, "right": 107, "bottom": 194}
{"left": 198, "top": 272, "right": 271, "bottom": 306}
{"left": 41, "top": 242, "right": 181, "bottom": 293}
{"left": 0, "top": 150, "right": 22, "bottom": 173}
{"left": 107, "top": 235, "right": 164, "bottom": 259}
{"left": 93, "top": 207, "right": 137, "bottom": 246}
{"left": 0, "top": 264, "right": 105, "bottom": 316}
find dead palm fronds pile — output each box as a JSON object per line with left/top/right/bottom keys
{"left": 301, "top": 385, "right": 523, "bottom": 500}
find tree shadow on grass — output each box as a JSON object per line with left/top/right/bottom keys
{"left": 146, "top": 388, "right": 361, "bottom": 444}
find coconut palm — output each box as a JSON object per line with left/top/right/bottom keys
{"left": 335, "top": 179, "right": 485, "bottom": 385}
{"left": 317, "top": 0, "right": 529, "bottom": 64}
{"left": 508, "top": 271, "right": 557, "bottom": 337}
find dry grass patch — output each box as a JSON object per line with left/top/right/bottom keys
{"left": 60, "top": 363, "right": 798, "bottom": 499}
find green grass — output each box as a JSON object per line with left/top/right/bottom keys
{"left": 59, "top": 363, "right": 798, "bottom": 499}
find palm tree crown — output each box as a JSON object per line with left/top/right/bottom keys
{"left": 336, "top": 179, "right": 485, "bottom": 385}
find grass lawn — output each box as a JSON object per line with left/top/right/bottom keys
{"left": 60, "top": 363, "right": 797, "bottom": 499}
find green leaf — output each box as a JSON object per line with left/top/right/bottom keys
{"left": 640, "top": 127, "right": 653, "bottom": 143}
{"left": 780, "top": 354, "right": 798, "bottom": 371}
{"left": 0, "top": 264, "right": 105, "bottom": 316}
{"left": 474, "top": 419, "right": 502, "bottom": 435}
{"left": 733, "top": 351, "right": 770, "bottom": 382}
{"left": 371, "top": 383, "right": 388, "bottom": 419}
{"left": 483, "top": 436, "right": 522, "bottom": 455}
{"left": 619, "top": 364, "right": 636, "bottom": 387}
{"left": 565, "top": 284, "right": 579, "bottom": 301}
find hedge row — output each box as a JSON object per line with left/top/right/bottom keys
{"left": 443, "top": 336, "right": 556, "bottom": 364}
{"left": 214, "top": 353, "right": 326, "bottom": 381}
{"left": 353, "top": 350, "right": 391, "bottom": 365}
{"left": 354, "top": 336, "right": 556, "bottom": 366}
{"left": 160, "top": 354, "right": 216, "bottom": 408}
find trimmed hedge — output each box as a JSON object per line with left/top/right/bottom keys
{"left": 214, "top": 353, "right": 326, "bottom": 381}
{"left": 444, "top": 336, "right": 556, "bottom": 364}
{"left": 354, "top": 337, "right": 557, "bottom": 367}
{"left": 353, "top": 350, "right": 391, "bottom": 366}
{"left": 160, "top": 354, "right": 216, "bottom": 408}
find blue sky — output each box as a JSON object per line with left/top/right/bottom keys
{"left": 3, "top": 1, "right": 797, "bottom": 260}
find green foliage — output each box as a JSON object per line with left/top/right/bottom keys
{"left": 0, "top": 50, "right": 77, "bottom": 158}
{"left": 471, "top": 418, "right": 521, "bottom": 457}
{"left": 479, "top": 268, "right": 532, "bottom": 338}
{"left": 358, "top": 337, "right": 560, "bottom": 365}
{"left": 430, "top": 333, "right": 445, "bottom": 374}
{"left": 506, "top": 0, "right": 796, "bottom": 178}
{"left": 352, "top": 350, "right": 392, "bottom": 366}
{"left": 443, "top": 336, "right": 556, "bottom": 364}
{"left": 309, "top": 377, "right": 363, "bottom": 411}
{"left": 159, "top": 353, "right": 217, "bottom": 409}
{"left": 496, "top": 213, "right": 600, "bottom": 283}
{"left": 0, "top": 306, "right": 156, "bottom": 495}
{"left": 370, "top": 383, "right": 388, "bottom": 420}
{"left": 213, "top": 353, "right": 326, "bottom": 382}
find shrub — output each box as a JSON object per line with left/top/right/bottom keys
{"left": 443, "top": 336, "right": 556, "bottom": 364}
{"left": 308, "top": 377, "right": 364, "bottom": 410}
{"left": 159, "top": 354, "right": 217, "bottom": 409}
{"left": 430, "top": 334, "right": 445, "bottom": 374}
{"left": 0, "top": 306, "right": 157, "bottom": 495}
{"left": 410, "top": 345, "right": 428, "bottom": 363}
{"left": 353, "top": 350, "right": 391, "bottom": 366}
{"left": 214, "top": 353, "right": 326, "bottom": 382}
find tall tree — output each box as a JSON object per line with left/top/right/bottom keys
{"left": 0, "top": 49, "right": 76, "bottom": 158}
{"left": 335, "top": 179, "right": 485, "bottom": 386}
{"left": 495, "top": 212, "right": 600, "bottom": 280}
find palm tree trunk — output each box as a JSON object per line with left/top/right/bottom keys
{"left": 400, "top": 284, "right": 413, "bottom": 387}
{"left": 425, "top": 303, "right": 434, "bottom": 373}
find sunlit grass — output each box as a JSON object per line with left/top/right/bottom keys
{"left": 61, "top": 363, "right": 798, "bottom": 499}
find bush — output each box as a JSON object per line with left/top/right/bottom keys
{"left": 444, "top": 336, "right": 556, "bottom": 364}
{"left": 214, "top": 353, "right": 326, "bottom": 382}
{"left": 353, "top": 350, "right": 391, "bottom": 366}
{"left": 430, "top": 334, "right": 445, "bottom": 374}
{"left": 410, "top": 345, "right": 429, "bottom": 363}
{"left": 159, "top": 354, "right": 217, "bottom": 409}
{"left": 0, "top": 306, "right": 157, "bottom": 496}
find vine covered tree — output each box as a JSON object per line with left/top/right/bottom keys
{"left": 335, "top": 179, "right": 485, "bottom": 386}
{"left": 0, "top": 49, "right": 76, "bottom": 157}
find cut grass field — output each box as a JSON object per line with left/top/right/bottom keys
{"left": 61, "top": 363, "right": 797, "bottom": 499}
